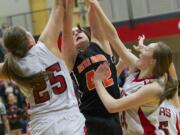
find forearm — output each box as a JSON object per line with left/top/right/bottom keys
{"left": 62, "top": 12, "right": 74, "bottom": 64}
{"left": 63, "top": 0, "right": 74, "bottom": 36}
{"left": 49, "top": 0, "right": 65, "bottom": 35}
{"left": 90, "top": 2, "right": 116, "bottom": 39}
{"left": 39, "top": 0, "right": 64, "bottom": 50}
{"left": 88, "top": 4, "right": 106, "bottom": 42}
{"left": 61, "top": 1, "right": 76, "bottom": 70}
{"left": 90, "top": 1, "right": 138, "bottom": 66}
{"left": 62, "top": 10, "right": 73, "bottom": 42}
{"left": 94, "top": 80, "right": 118, "bottom": 113}
{"left": 88, "top": 4, "right": 113, "bottom": 55}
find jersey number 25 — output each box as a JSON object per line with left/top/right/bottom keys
{"left": 33, "top": 63, "right": 67, "bottom": 104}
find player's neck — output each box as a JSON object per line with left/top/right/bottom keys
{"left": 138, "top": 70, "right": 154, "bottom": 80}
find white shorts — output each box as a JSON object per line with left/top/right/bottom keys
{"left": 28, "top": 107, "right": 85, "bottom": 135}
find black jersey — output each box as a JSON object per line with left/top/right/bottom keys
{"left": 71, "top": 42, "right": 120, "bottom": 117}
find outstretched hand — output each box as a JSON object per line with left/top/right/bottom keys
{"left": 94, "top": 62, "right": 109, "bottom": 82}
{"left": 133, "top": 35, "right": 146, "bottom": 52}
{"left": 138, "top": 35, "right": 145, "bottom": 46}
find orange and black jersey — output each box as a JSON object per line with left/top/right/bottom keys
{"left": 71, "top": 42, "right": 120, "bottom": 117}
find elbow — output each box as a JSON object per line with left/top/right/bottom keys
{"left": 107, "top": 106, "right": 118, "bottom": 113}
{"left": 106, "top": 103, "right": 119, "bottom": 113}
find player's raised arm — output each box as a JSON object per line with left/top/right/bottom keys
{"left": 93, "top": 62, "right": 163, "bottom": 113}
{"left": 88, "top": 1, "right": 112, "bottom": 55}
{"left": 89, "top": 0, "right": 138, "bottom": 68}
{"left": 39, "top": 0, "right": 65, "bottom": 57}
{"left": 61, "top": 0, "right": 78, "bottom": 71}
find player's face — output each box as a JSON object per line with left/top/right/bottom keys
{"left": 72, "top": 27, "right": 89, "bottom": 51}
{"left": 26, "top": 31, "right": 36, "bottom": 48}
{"left": 136, "top": 43, "right": 157, "bottom": 70}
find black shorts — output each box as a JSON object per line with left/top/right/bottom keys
{"left": 85, "top": 115, "right": 123, "bottom": 135}
{"left": 0, "top": 124, "right": 5, "bottom": 135}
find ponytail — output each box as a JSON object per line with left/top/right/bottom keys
{"left": 160, "top": 73, "right": 179, "bottom": 103}
{"left": 2, "top": 53, "right": 50, "bottom": 90}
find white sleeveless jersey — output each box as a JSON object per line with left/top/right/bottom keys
{"left": 16, "top": 41, "right": 78, "bottom": 116}
{"left": 120, "top": 72, "right": 164, "bottom": 135}
{"left": 158, "top": 100, "right": 180, "bottom": 135}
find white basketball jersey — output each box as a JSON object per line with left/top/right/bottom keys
{"left": 158, "top": 100, "right": 180, "bottom": 135}
{"left": 16, "top": 41, "right": 78, "bottom": 116}
{"left": 120, "top": 72, "right": 164, "bottom": 135}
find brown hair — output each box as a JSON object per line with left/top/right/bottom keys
{"left": 77, "top": 24, "right": 90, "bottom": 41}
{"left": 2, "top": 26, "right": 49, "bottom": 90}
{"left": 152, "top": 42, "right": 178, "bottom": 103}
{"left": 3, "top": 26, "right": 29, "bottom": 58}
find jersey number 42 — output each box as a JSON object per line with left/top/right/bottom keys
{"left": 85, "top": 67, "right": 114, "bottom": 91}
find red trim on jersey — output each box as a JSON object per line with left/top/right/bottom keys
{"left": 176, "top": 115, "right": 180, "bottom": 135}
{"left": 138, "top": 108, "right": 156, "bottom": 135}
{"left": 84, "top": 127, "right": 88, "bottom": 135}
{"left": 133, "top": 72, "right": 155, "bottom": 82}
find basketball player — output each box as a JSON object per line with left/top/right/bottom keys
{"left": 0, "top": 0, "right": 85, "bottom": 135}
{"left": 94, "top": 42, "right": 177, "bottom": 135}
{"left": 61, "top": 0, "right": 122, "bottom": 135}
{"left": 134, "top": 35, "right": 180, "bottom": 135}
{"left": 134, "top": 35, "right": 180, "bottom": 134}
{"left": 91, "top": 1, "right": 178, "bottom": 134}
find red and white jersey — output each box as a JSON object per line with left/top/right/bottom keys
{"left": 120, "top": 72, "right": 164, "bottom": 135}
{"left": 16, "top": 41, "right": 79, "bottom": 116}
{"left": 158, "top": 100, "right": 180, "bottom": 135}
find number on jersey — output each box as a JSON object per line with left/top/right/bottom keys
{"left": 159, "top": 121, "right": 169, "bottom": 135}
{"left": 85, "top": 67, "right": 114, "bottom": 91}
{"left": 33, "top": 63, "right": 67, "bottom": 104}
